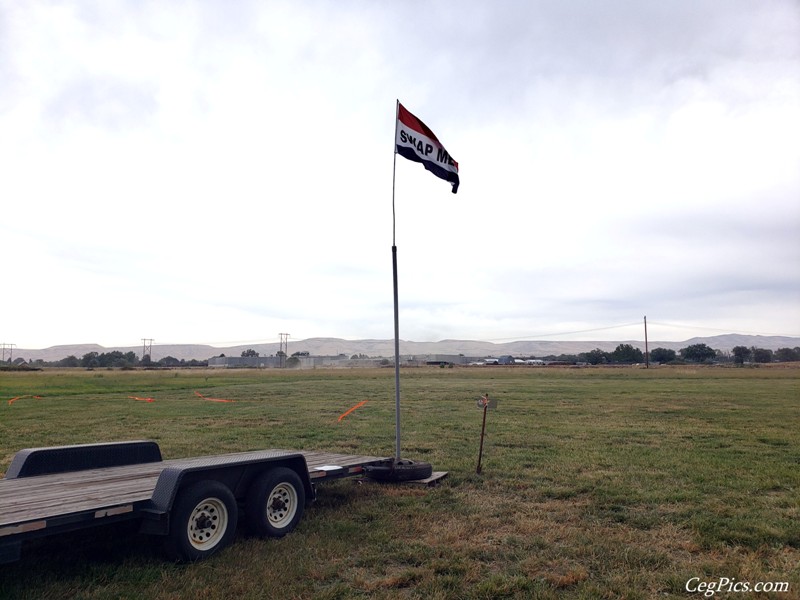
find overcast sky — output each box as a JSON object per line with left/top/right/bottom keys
{"left": 2, "top": 0, "right": 799, "bottom": 350}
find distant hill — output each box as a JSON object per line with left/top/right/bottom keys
{"left": 13, "top": 334, "right": 800, "bottom": 362}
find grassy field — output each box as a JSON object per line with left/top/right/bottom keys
{"left": 0, "top": 366, "right": 798, "bottom": 599}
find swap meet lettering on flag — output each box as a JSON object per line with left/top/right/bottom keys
{"left": 395, "top": 103, "right": 460, "bottom": 193}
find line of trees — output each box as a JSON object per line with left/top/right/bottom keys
{"left": 19, "top": 351, "right": 208, "bottom": 369}
{"left": 730, "top": 345, "right": 799, "bottom": 365}
{"left": 6, "top": 344, "right": 800, "bottom": 369}
{"left": 553, "top": 344, "right": 800, "bottom": 365}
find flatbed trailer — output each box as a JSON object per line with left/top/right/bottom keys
{"left": 0, "top": 440, "right": 387, "bottom": 564}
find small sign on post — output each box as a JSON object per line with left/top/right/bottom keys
{"left": 476, "top": 393, "right": 497, "bottom": 474}
{"left": 476, "top": 394, "right": 497, "bottom": 410}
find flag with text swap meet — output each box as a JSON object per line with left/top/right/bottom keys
{"left": 395, "top": 103, "right": 459, "bottom": 193}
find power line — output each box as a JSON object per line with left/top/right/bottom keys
{"left": 486, "top": 321, "right": 799, "bottom": 344}
{"left": 152, "top": 337, "right": 285, "bottom": 347}
{"left": 647, "top": 321, "right": 800, "bottom": 337}
{"left": 487, "top": 323, "right": 641, "bottom": 343}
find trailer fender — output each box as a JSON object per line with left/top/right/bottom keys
{"left": 143, "top": 454, "right": 315, "bottom": 535}
{"left": 6, "top": 441, "right": 162, "bottom": 479}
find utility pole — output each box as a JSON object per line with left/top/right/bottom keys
{"left": 643, "top": 316, "right": 649, "bottom": 368}
{"left": 1, "top": 343, "right": 15, "bottom": 363}
{"left": 141, "top": 338, "right": 154, "bottom": 363}
{"left": 279, "top": 333, "right": 289, "bottom": 368}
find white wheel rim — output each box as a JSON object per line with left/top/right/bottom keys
{"left": 267, "top": 483, "right": 298, "bottom": 528}
{"left": 187, "top": 497, "right": 229, "bottom": 550}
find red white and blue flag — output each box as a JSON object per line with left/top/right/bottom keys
{"left": 395, "top": 103, "right": 459, "bottom": 194}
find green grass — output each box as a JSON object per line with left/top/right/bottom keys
{"left": 0, "top": 366, "right": 798, "bottom": 599}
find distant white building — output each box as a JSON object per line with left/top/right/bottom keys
{"left": 207, "top": 356, "right": 281, "bottom": 368}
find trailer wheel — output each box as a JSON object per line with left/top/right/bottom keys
{"left": 364, "top": 458, "right": 432, "bottom": 482}
{"left": 246, "top": 468, "right": 305, "bottom": 538}
{"left": 165, "top": 480, "right": 238, "bottom": 562}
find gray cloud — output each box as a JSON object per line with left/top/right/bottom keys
{"left": 45, "top": 77, "right": 158, "bottom": 131}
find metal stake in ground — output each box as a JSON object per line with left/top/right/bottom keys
{"left": 476, "top": 393, "right": 495, "bottom": 474}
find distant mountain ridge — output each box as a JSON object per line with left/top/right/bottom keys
{"left": 13, "top": 334, "right": 800, "bottom": 362}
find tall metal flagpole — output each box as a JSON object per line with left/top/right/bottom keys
{"left": 391, "top": 99, "right": 402, "bottom": 462}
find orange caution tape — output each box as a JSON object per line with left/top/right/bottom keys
{"left": 194, "top": 391, "right": 235, "bottom": 403}
{"left": 129, "top": 396, "right": 156, "bottom": 403}
{"left": 338, "top": 400, "right": 368, "bottom": 422}
{"left": 8, "top": 395, "right": 42, "bottom": 406}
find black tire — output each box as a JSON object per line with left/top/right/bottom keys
{"left": 364, "top": 459, "right": 433, "bottom": 482}
{"left": 164, "top": 480, "right": 238, "bottom": 562}
{"left": 245, "top": 468, "right": 305, "bottom": 538}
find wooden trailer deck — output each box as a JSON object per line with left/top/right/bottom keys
{"left": 0, "top": 450, "right": 385, "bottom": 534}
